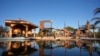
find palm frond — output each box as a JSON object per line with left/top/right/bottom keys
{"left": 91, "top": 17, "right": 100, "bottom": 22}
{"left": 94, "top": 8, "right": 100, "bottom": 15}
{"left": 94, "top": 20, "right": 100, "bottom": 26}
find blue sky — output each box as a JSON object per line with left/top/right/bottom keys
{"left": 0, "top": 0, "right": 100, "bottom": 30}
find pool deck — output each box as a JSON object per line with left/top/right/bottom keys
{"left": 0, "top": 36, "right": 100, "bottom": 42}
{"left": 0, "top": 37, "right": 72, "bottom": 41}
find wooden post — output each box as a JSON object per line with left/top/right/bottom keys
{"left": 25, "top": 25, "right": 28, "bottom": 37}
{"left": 9, "top": 24, "right": 15, "bottom": 37}
{"left": 9, "top": 27, "right": 12, "bottom": 38}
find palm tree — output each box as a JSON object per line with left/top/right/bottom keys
{"left": 91, "top": 8, "right": 100, "bottom": 38}
{"left": 91, "top": 8, "right": 100, "bottom": 26}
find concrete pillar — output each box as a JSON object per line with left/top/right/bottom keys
{"left": 25, "top": 25, "right": 28, "bottom": 37}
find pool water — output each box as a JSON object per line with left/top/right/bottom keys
{"left": 0, "top": 39, "right": 100, "bottom": 56}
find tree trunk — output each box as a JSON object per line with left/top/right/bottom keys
{"left": 93, "top": 28, "right": 95, "bottom": 38}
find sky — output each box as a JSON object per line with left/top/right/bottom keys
{"left": 0, "top": 0, "right": 100, "bottom": 32}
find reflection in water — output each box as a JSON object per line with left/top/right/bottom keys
{"left": 64, "top": 40, "right": 70, "bottom": 48}
{"left": 76, "top": 39, "right": 82, "bottom": 48}
{"left": 81, "top": 40, "right": 93, "bottom": 56}
{"left": 38, "top": 41, "right": 44, "bottom": 56}
{"left": 0, "top": 40, "right": 100, "bottom": 56}
{"left": 1, "top": 41, "right": 37, "bottom": 56}
{"left": 88, "top": 42, "right": 92, "bottom": 56}
{"left": 37, "top": 41, "right": 53, "bottom": 56}
{"left": 75, "top": 39, "right": 82, "bottom": 56}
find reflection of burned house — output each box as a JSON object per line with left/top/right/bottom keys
{"left": 75, "top": 40, "right": 82, "bottom": 48}
{"left": 5, "top": 18, "right": 38, "bottom": 37}
{"left": 39, "top": 20, "right": 53, "bottom": 36}
{"left": 37, "top": 41, "right": 67, "bottom": 56}
{"left": 38, "top": 41, "right": 54, "bottom": 56}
